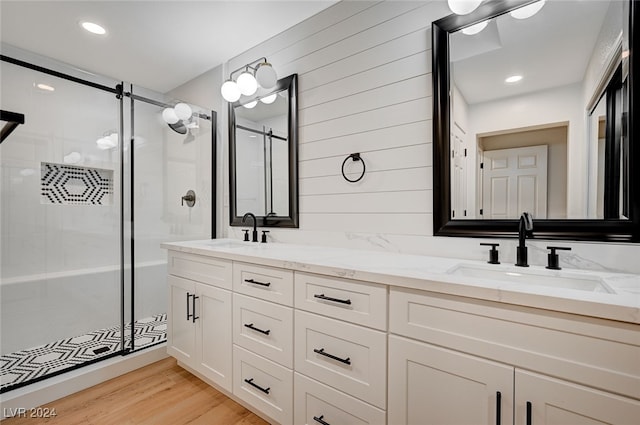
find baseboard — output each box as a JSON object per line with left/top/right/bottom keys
{"left": 1, "top": 344, "right": 168, "bottom": 419}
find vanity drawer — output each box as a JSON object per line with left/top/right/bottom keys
{"left": 294, "top": 373, "right": 386, "bottom": 425}
{"left": 233, "top": 345, "right": 293, "bottom": 425}
{"left": 294, "top": 310, "right": 387, "bottom": 409}
{"left": 233, "top": 293, "right": 293, "bottom": 368}
{"left": 168, "top": 251, "right": 232, "bottom": 290}
{"left": 294, "top": 272, "right": 387, "bottom": 330}
{"left": 389, "top": 287, "right": 640, "bottom": 400}
{"left": 233, "top": 262, "right": 294, "bottom": 306}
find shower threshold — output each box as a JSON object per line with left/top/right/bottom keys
{"left": 0, "top": 313, "right": 166, "bottom": 393}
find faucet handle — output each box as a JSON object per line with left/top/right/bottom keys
{"left": 261, "top": 230, "right": 270, "bottom": 243}
{"left": 243, "top": 229, "right": 250, "bottom": 242}
{"left": 546, "top": 246, "right": 571, "bottom": 270}
{"left": 480, "top": 243, "right": 500, "bottom": 264}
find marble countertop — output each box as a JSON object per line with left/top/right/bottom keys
{"left": 161, "top": 239, "right": 640, "bottom": 324}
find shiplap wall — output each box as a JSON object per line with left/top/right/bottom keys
{"left": 225, "top": 0, "right": 449, "bottom": 242}
{"left": 170, "top": 0, "right": 640, "bottom": 273}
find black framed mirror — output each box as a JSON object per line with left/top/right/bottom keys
{"left": 229, "top": 73, "right": 298, "bottom": 227}
{"left": 433, "top": 0, "right": 639, "bottom": 242}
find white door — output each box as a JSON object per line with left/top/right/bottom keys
{"left": 451, "top": 124, "right": 468, "bottom": 218}
{"left": 515, "top": 370, "right": 640, "bottom": 425}
{"left": 196, "top": 282, "right": 233, "bottom": 392}
{"left": 482, "top": 145, "right": 548, "bottom": 219}
{"left": 167, "top": 276, "right": 195, "bottom": 364}
{"left": 388, "top": 335, "right": 514, "bottom": 425}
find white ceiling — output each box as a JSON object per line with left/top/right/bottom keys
{"left": 0, "top": 0, "right": 337, "bottom": 93}
{"left": 450, "top": 0, "right": 616, "bottom": 105}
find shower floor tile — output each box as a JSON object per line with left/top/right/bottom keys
{"left": 0, "top": 313, "right": 166, "bottom": 392}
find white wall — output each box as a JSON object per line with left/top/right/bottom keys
{"left": 173, "top": 0, "right": 640, "bottom": 274}
{"left": 468, "top": 83, "right": 586, "bottom": 218}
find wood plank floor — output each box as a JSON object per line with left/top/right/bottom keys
{"left": 2, "top": 358, "right": 269, "bottom": 425}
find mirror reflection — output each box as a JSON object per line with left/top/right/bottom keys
{"left": 229, "top": 74, "right": 298, "bottom": 228}
{"left": 448, "top": 0, "right": 628, "bottom": 220}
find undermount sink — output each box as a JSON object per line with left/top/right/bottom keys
{"left": 447, "top": 264, "right": 614, "bottom": 293}
{"left": 198, "top": 239, "right": 251, "bottom": 249}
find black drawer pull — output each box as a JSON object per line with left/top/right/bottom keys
{"left": 496, "top": 391, "right": 501, "bottom": 425}
{"left": 244, "top": 378, "right": 270, "bottom": 394}
{"left": 244, "top": 278, "right": 271, "bottom": 287}
{"left": 244, "top": 323, "right": 271, "bottom": 335}
{"left": 313, "top": 415, "right": 330, "bottom": 425}
{"left": 313, "top": 348, "right": 351, "bottom": 365}
{"left": 192, "top": 295, "right": 199, "bottom": 323}
{"left": 186, "top": 293, "right": 192, "bottom": 321}
{"left": 526, "top": 401, "right": 532, "bottom": 425}
{"left": 314, "top": 293, "right": 351, "bottom": 305}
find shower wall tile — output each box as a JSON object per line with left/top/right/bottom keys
{"left": 40, "top": 162, "right": 114, "bottom": 206}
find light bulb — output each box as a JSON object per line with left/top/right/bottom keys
{"left": 243, "top": 100, "right": 258, "bottom": 109}
{"left": 260, "top": 93, "right": 278, "bottom": 104}
{"left": 462, "top": 20, "right": 488, "bottom": 35}
{"left": 162, "top": 108, "right": 179, "bottom": 124}
{"left": 447, "top": 0, "right": 483, "bottom": 15}
{"left": 174, "top": 103, "right": 192, "bottom": 120}
{"left": 237, "top": 71, "right": 258, "bottom": 96}
{"left": 510, "top": 0, "right": 545, "bottom": 20}
{"left": 221, "top": 80, "right": 241, "bottom": 102}
{"left": 255, "top": 62, "right": 278, "bottom": 89}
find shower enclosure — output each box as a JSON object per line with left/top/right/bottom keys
{"left": 0, "top": 46, "right": 215, "bottom": 392}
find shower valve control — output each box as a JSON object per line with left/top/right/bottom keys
{"left": 181, "top": 190, "right": 196, "bottom": 207}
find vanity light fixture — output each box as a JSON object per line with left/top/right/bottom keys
{"left": 221, "top": 57, "right": 278, "bottom": 102}
{"left": 447, "top": 0, "right": 483, "bottom": 15}
{"left": 80, "top": 21, "right": 106, "bottom": 35}
{"left": 505, "top": 75, "right": 523, "bottom": 83}
{"left": 243, "top": 100, "right": 258, "bottom": 109}
{"left": 96, "top": 132, "right": 118, "bottom": 150}
{"left": 510, "top": 0, "right": 546, "bottom": 20}
{"left": 461, "top": 20, "right": 488, "bottom": 35}
{"left": 260, "top": 93, "right": 278, "bottom": 104}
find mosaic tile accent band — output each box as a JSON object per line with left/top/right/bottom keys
{"left": 41, "top": 162, "right": 114, "bottom": 205}
{"left": 0, "top": 313, "right": 166, "bottom": 392}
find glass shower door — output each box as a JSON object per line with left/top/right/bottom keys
{"left": 126, "top": 85, "right": 214, "bottom": 352}
{"left": 0, "top": 58, "right": 124, "bottom": 392}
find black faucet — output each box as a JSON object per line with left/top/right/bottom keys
{"left": 516, "top": 212, "right": 533, "bottom": 267}
{"left": 242, "top": 212, "right": 258, "bottom": 242}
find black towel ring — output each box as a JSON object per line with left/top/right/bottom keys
{"left": 341, "top": 153, "right": 366, "bottom": 183}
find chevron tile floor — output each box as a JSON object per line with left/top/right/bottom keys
{"left": 0, "top": 313, "right": 166, "bottom": 392}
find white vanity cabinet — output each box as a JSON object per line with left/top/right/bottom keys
{"left": 232, "top": 262, "right": 294, "bottom": 425}
{"left": 294, "top": 273, "right": 388, "bottom": 423}
{"left": 389, "top": 287, "right": 640, "bottom": 425}
{"left": 167, "top": 252, "right": 233, "bottom": 392}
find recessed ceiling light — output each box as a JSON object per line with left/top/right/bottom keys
{"left": 505, "top": 75, "right": 523, "bottom": 84}
{"left": 81, "top": 21, "right": 106, "bottom": 35}
{"left": 35, "top": 83, "right": 55, "bottom": 92}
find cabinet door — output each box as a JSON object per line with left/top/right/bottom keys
{"left": 167, "top": 275, "right": 195, "bottom": 364}
{"left": 389, "top": 335, "right": 514, "bottom": 425}
{"left": 515, "top": 370, "right": 640, "bottom": 425}
{"left": 196, "top": 283, "right": 232, "bottom": 392}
